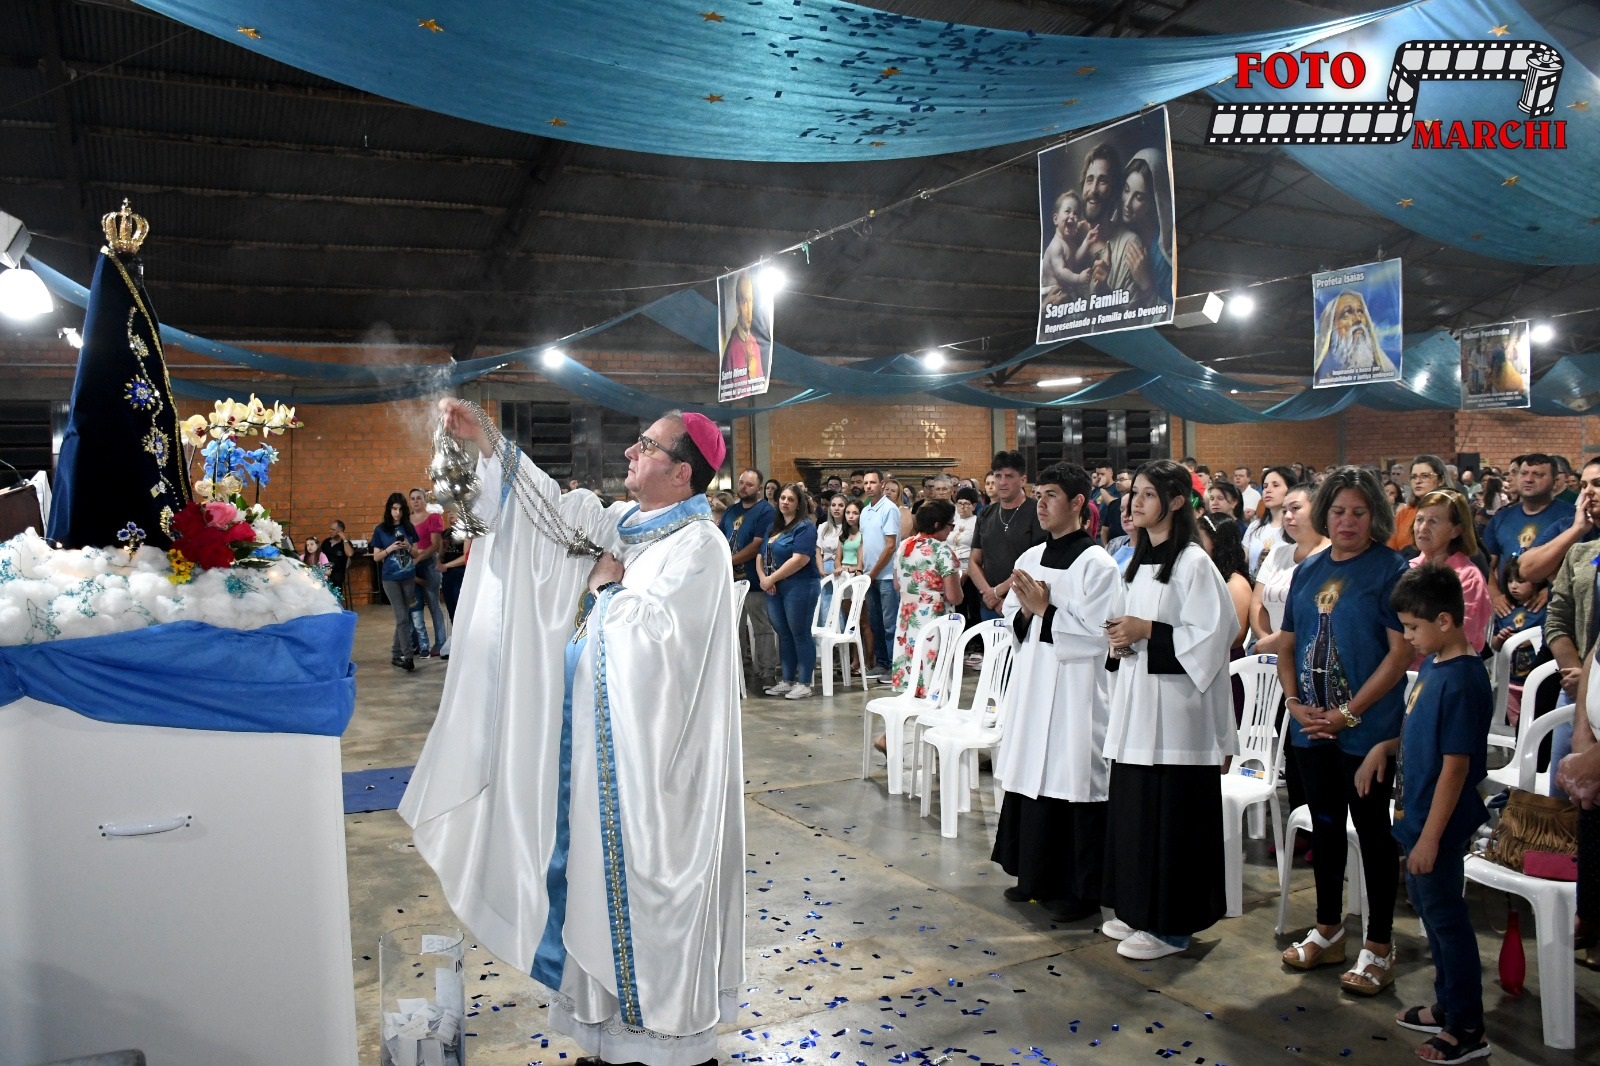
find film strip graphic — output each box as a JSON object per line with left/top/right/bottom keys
{"left": 1207, "top": 39, "right": 1563, "bottom": 145}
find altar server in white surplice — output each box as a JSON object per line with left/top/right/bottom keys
{"left": 1101, "top": 460, "right": 1238, "bottom": 963}
{"left": 991, "top": 462, "right": 1123, "bottom": 924}
{"left": 401, "top": 401, "right": 742, "bottom": 1066}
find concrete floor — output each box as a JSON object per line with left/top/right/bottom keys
{"left": 343, "top": 606, "right": 1598, "bottom": 1066}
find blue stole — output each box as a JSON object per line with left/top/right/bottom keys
{"left": 530, "top": 494, "right": 713, "bottom": 1020}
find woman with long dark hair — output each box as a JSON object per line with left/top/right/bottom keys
{"left": 1243, "top": 466, "right": 1299, "bottom": 579}
{"left": 1205, "top": 481, "right": 1247, "bottom": 525}
{"left": 1100, "top": 460, "right": 1239, "bottom": 960}
{"left": 371, "top": 491, "right": 420, "bottom": 671}
{"left": 1198, "top": 512, "right": 1252, "bottom": 649}
{"left": 1275, "top": 467, "right": 1411, "bottom": 995}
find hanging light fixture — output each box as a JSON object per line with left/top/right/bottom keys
{"left": 0, "top": 266, "right": 52, "bottom": 320}
{"left": 1530, "top": 323, "right": 1555, "bottom": 344}
{"left": 921, "top": 349, "right": 946, "bottom": 371}
{"left": 540, "top": 347, "right": 566, "bottom": 368}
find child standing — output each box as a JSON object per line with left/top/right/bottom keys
{"left": 1358, "top": 564, "right": 1493, "bottom": 1063}
{"left": 1489, "top": 555, "right": 1548, "bottom": 726}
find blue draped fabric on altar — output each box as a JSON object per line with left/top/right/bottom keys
{"left": 0, "top": 613, "right": 359, "bottom": 736}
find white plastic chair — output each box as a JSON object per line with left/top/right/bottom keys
{"left": 909, "top": 618, "right": 1013, "bottom": 797}
{"left": 731, "top": 578, "right": 750, "bottom": 699}
{"left": 914, "top": 622, "right": 1017, "bottom": 837}
{"left": 813, "top": 574, "right": 870, "bottom": 697}
{"left": 1483, "top": 675, "right": 1572, "bottom": 796}
{"left": 861, "top": 614, "right": 964, "bottom": 795}
{"left": 1463, "top": 853, "right": 1577, "bottom": 1049}
{"left": 1221, "top": 655, "right": 1286, "bottom": 918}
{"left": 1275, "top": 802, "right": 1370, "bottom": 937}
{"left": 1490, "top": 627, "right": 1542, "bottom": 752}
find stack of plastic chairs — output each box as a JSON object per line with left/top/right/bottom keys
{"left": 914, "top": 620, "right": 1017, "bottom": 838}
{"left": 860, "top": 614, "right": 964, "bottom": 795}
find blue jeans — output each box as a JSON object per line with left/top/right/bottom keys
{"left": 864, "top": 576, "right": 899, "bottom": 670}
{"left": 409, "top": 562, "right": 447, "bottom": 652}
{"left": 1406, "top": 842, "right": 1482, "bottom": 1033}
{"left": 767, "top": 578, "right": 821, "bottom": 685}
{"left": 1549, "top": 694, "right": 1576, "bottom": 800}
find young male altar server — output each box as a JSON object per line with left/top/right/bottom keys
{"left": 1101, "top": 460, "right": 1239, "bottom": 960}
{"left": 991, "top": 462, "right": 1123, "bottom": 923}
{"left": 401, "top": 401, "right": 742, "bottom": 1066}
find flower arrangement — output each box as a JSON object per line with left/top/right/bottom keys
{"left": 167, "top": 395, "right": 302, "bottom": 583}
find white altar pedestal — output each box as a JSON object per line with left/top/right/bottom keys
{"left": 0, "top": 696, "right": 359, "bottom": 1066}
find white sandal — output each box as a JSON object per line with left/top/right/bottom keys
{"left": 1282, "top": 926, "right": 1346, "bottom": 970}
{"left": 1340, "top": 946, "right": 1395, "bottom": 996}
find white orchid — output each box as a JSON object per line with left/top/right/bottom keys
{"left": 180, "top": 413, "right": 210, "bottom": 448}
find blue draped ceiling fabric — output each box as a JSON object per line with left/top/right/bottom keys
{"left": 61, "top": 2, "right": 1598, "bottom": 416}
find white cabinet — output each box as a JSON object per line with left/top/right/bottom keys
{"left": 0, "top": 697, "right": 358, "bottom": 1066}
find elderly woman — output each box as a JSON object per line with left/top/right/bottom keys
{"left": 1276, "top": 467, "right": 1411, "bottom": 996}
{"left": 1409, "top": 489, "right": 1491, "bottom": 655}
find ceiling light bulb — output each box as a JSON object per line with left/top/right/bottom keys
{"left": 757, "top": 265, "right": 787, "bottom": 295}
{"left": 1226, "top": 294, "right": 1255, "bottom": 319}
{"left": 1531, "top": 323, "right": 1555, "bottom": 344}
{"left": 921, "top": 349, "right": 946, "bottom": 371}
{"left": 0, "top": 267, "right": 52, "bottom": 320}
{"left": 541, "top": 347, "right": 565, "bottom": 368}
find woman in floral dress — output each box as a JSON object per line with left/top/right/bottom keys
{"left": 890, "top": 499, "right": 964, "bottom": 695}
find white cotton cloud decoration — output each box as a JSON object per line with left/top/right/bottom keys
{"left": 0, "top": 531, "right": 342, "bottom": 646}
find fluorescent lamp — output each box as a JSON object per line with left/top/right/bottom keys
{"left": 921, "top": 349, "right": 946, "bottom": 371}
{"left": 0, "top": 267, "right": 52, "bottom": 320}
{"left": 1531, "top": 323, "right": 1555, "bottom": 344}
{"left": 1036, "top": 376, "right": 1085, "bottom": 388}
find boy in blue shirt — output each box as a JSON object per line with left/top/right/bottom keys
{"left": 1357, "top": 564, "right": 1492, "bottom": 1064}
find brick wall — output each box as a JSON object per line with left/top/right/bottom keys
{"left": 1453, "top": 410, "right": 1592, "bottom": 470}
{"left": 763, "top": 402, "right": 1001, "bottom": 485}
{"left": 1181, "top": 415, "right": 1343, "bottom": 475}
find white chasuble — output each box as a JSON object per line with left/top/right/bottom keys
{"left": 1103, "top": 543, "right": 1240, "bottom": 767}
{"left": 400, "top": 444, "right": 745, "bottom": 1065}
{"left": 995, "top": 533, "right": 1123, "bottom": 801}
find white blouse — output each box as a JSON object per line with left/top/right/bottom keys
{"left": 1104, "top": 543, "right": 1241, "bottom": 767}
{"left": 816, "top": 521, "right": 842, "bottom": 572}
{"left": 1254, "top": 541, "right": 1301, "bottom": 635}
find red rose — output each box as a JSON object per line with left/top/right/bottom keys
{"left": 224, "top": 521, "right": 257, "bottom": 543}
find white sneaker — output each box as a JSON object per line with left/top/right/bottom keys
{"left": 784, "top": 684, "right": 813, "bottom": 700}
{"left": 1100, "top": 917, "right": 1136, "bottom": 941}
{"left": 764, "top": 681, "right": 794, "bottom": 696}
{"left": 1116, "top": 931, "right": 1186, "bottom": 960}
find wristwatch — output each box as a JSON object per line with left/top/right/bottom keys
{"left": 1339, "top": 704, "right": 1360, "bottom": 729}
{"left": 593, "top": 580, "right": 622, "bottom": 595}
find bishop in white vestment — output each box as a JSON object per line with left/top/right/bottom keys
{"left": 401, "top": 404, "right": 744, "bottom": 1066}
{"left": 991, "top": 464, "right": 1123, "bottom": 922}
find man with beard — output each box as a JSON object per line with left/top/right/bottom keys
{"left": 1076, "top": 143, "right": 1149, "bottom": 301}
{"left": 1314, "top": 290, "right": 1396, "bottom": 382}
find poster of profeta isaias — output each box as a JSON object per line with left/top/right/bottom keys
{"left": 1311, "top": 257, "right": 1403, "bottom": 388}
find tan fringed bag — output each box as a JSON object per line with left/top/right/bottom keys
{"left": 1482, "top": 788, "right": 1579, "bottom": 871}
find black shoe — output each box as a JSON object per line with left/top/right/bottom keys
{"left": 1042, "top": 898, "right": 1098, "bottom": 923}
{"left": 1003, "top": 886, "right": 1032, "bottom": 903}
{"left": 392, "top": 655, "right": 415, "bottom": 671}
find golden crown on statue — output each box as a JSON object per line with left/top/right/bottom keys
{"left": 101, "top": 199, "right": 149, "bottom": 255}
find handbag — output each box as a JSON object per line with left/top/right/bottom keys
{"left": 1481, "top": 788, "right": 1578, "bottom": 875}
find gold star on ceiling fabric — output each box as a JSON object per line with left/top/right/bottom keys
{"left": 701, "top": 11, "right": 724, "bottom": 21}
{"left": 704, "top": 93, "right": 723, "bottom": 103}
{"left": 1060, "top": 99, "right": 1078, "bottom": 107}
{"left": 548, "top": 117, "right": 567, "bottom": 127}
{"left": 1570, "top": 101, "right": 1590, "bottom": 111}
{"left": 1077, "top": 66, "right": 1097, "bottom": 76}
{"left": 879, "top": 67, "right": 901, "bottom": 77}
{"left": 236, "top": 26, "right": 260, "bottom": 39}
{"left": 1503, "top": 175, "right": 1520, "bottom": 186}
{"left": 1396, "top": 198, "right": 1413, "bottom": 208}
{"left": 1490, "top": 24, "right": 1510, "bottom": 36}
{"left": 418, "top": 18, "right": 443, "bottom": 32}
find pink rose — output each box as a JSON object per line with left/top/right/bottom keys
{"left": 203, "top": 500, "right": 241, "bottom": 529}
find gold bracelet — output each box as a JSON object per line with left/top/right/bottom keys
{"left": 1340, "top": 705, "right": 1360, "bottom": 729}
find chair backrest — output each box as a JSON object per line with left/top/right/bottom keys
{"left": 834, "top": 574, "right": 871, "bottom": 634}
{"left": 1491, "top": 626, "right": 1542, "bottom": 737}
{"left": 732, "top": 578, "right": 749, "bottom": 609}
{"left": 810, "top": 573, "right": 838, "bottom": 632}
{"left": 1230, "top": 654, "right": 1284, "bottom": 786}
{"left": 1510, "top": 659, "right": 1568, "bottom": 792}
{"left": 905, "top": 614, "right": 967, "bottom": 705}
{"left": 948, "top": 618, "right": 1014, "bottom": 724}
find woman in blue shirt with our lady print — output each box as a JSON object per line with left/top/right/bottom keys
{"left": 1274, "top": 467, "right": 1413, "bottom": 998}
{"left": 756, "top": 482, "right": 822, "bottom": 700}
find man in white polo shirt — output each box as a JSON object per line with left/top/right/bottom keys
{"left": 859, "top": 469, "right": 900, "bottom": 680}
